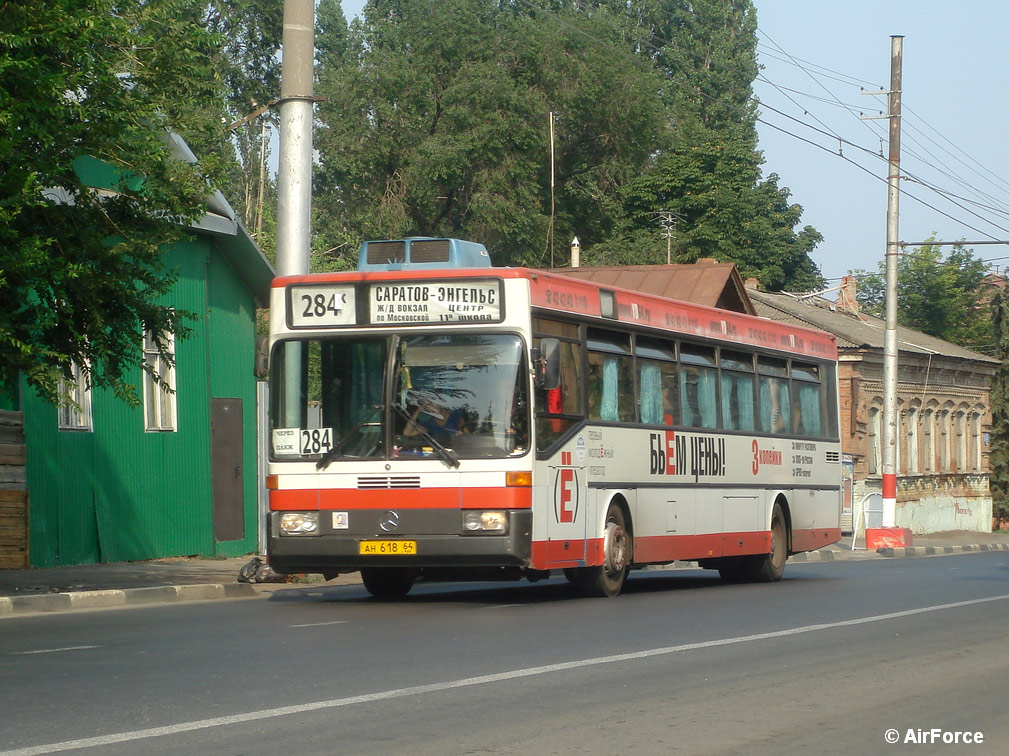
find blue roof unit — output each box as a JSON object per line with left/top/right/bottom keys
{"left": 357, "top": 237, "right": 492, "bottom": 271}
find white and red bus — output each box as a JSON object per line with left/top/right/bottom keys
{"left": 266, "top": 237, "right": 841, "bottom": 597}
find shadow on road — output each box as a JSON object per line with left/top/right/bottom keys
{"left": 263, "top": 567, "right": 838, "bottom": 607}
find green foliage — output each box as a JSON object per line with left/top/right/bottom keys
{"left": 314, "top": 0, "right": 668, "bottom": 268}
{"left": 989, "top": 289, "right": 1009, "bottom": 527}
{"left": 595, "top": 0, "right": 823, "bottom": 290}
{"left": 312, "top": 0, "right": 822, "bottom": 288}
{"left": 0, "top": 0, "right": 229, "bottom": 404}
{"left": 203, "top": 0, "right": 282, "bottom": 259}
{"left": 853, "top": 240, "right": 993, "bottom": 350}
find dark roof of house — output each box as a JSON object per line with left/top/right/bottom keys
{"left": 547, "top": 262, "right": 755, "bottom": 315}
{"left": 747, "top": 288, "right": 998, "bottom": 364}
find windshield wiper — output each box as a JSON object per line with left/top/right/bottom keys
{"left": 316, "top": 405, "right": 383, "bottom": 471}
{"left": 392, "top": 404, "right": 460, "bottom": 469}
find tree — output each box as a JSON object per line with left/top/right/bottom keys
{"left": 313, "top": 0, "right": 667, "bottom": 268}
{"left": 206, "top": 0, "right": 283, "bottom": 254}
{"left": 0, "top": 0, "right": 229, "bottom": 403}
{"left": 989, "top": 288, "right": 1009, "bottom": 528}
{"left": 591, "top": 0, "right": 824, "bottom": 290}
{"left": 854, "top": 240, "right": 992, "bottom": 350}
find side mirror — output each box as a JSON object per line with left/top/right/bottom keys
{"left": 254, "top": 334, "right": 270, "bottom": 379}
{"left": 535, "top": 338, "right": 561, "bottom": 391}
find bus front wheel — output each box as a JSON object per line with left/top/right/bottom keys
{"left": 568, "top": 504, "right": 630, "bottom": 598}
{"left": 361, "top": 567, "right": 415, "bottom": 599}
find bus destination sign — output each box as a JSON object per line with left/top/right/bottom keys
{"left": 370, "top": 280, "right": 502, "bottom": 324}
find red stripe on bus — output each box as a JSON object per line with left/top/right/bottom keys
{"left": 790, "top": 527, "right": 841, "bottom": 552}
{"left": 632, "top": 532, "right": 771, "bottom": 563}
{"left": 270, "top": 487, "right": 531, "bottom": 511}
{"left": 532, "top": 527, "right": 840, "bottom": 571}
{"left": 530, "top": 539, "right": 590, "bottom": 570}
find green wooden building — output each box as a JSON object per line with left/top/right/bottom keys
{"left": 0, "top": 142, "right": 273, "bottom": 567}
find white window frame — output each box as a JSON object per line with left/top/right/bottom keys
{"left": 143, "top": 329, "right": 177, "bottom": 432}
{"left": 58, "top": 362, "right": 93, "bottom": 431}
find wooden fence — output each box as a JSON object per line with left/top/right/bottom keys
{"left": 0, "top": 409, "right": 28, "bottom": 568}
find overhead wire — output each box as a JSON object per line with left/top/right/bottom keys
{"left": 511, "top": 0, "right": 1008, "bottom": 269}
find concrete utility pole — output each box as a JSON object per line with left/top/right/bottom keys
{"left": 275, "top": 0, "right": 315, "bottom": 277}
{"left": 276, "top": 0, "right": 315, "bottom": 429}
{"left": 882, "top": 35, "right": 904, "bottom": 528}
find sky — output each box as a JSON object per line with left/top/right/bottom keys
{"left": 332, "top": 1, "right": 1009, "bottom": 288}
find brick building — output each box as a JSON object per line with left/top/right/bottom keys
{"left": 747, "top": 277, "right": 997, "bottom": 534}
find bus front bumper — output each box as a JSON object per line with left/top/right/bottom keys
{"left": 266, "top": 509, "right": 532, "bottom": 574}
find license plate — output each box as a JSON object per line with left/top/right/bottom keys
{"left": 359, "top": 540, "right": 417, "bottom": 556}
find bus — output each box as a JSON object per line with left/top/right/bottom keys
{"left": 265, "top": 237, "right": 841, "bottom": 598}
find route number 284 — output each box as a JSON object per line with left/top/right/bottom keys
{"left": 300, "top": 428, "right": 333, "bottom": 455}
{"left": 301, "top": 292, "right": 345, "bottom": 319}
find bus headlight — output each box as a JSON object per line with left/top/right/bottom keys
{"left": 462, "top": 511, "right": 507, "bottom": 534}
{"left": 279, "top": 512, "right": 319, "bottom": 535}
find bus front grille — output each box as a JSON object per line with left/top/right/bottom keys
{"left": 357, "top": 476, "right": 422, "bottom": 489}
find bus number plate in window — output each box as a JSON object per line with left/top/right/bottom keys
{"left": 359, "top": 540, "right": 418, "bottom": 556}
{"left": 289, "top": 285, "right": 357, "bottom": 327}
{"left": 300, "top": 428, "right": 333, "bottom": 455}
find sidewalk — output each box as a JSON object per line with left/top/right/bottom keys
{"left": 2, "top": 530, "right": 1008, "bottom": 616}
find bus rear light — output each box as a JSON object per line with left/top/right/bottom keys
{"left": 265, "top": 475, "right": 279, "bottom": 490}
{"left": 505, "top": 471, "right": 532, "bottom": 487}
{"left": 462, "top": 511, "right": 507, "bottom": 533}
{"left": 279, "top": 512, "right": 319, "bottom": 535}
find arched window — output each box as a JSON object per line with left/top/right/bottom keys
{"left": 955, "top": 407, "right": 968, "bottom": 472}
{"left": 868, "top": 403, "right": 882, "bottom": 475}
{"left": 906, "top": 402, "right": 919, "bottom": 474}
{"left": 970, "top": 410, "right": 983, "bottom": 471}
{"left": 922, "top": 406, "right": 935, "bottom": 473}
{"left": 940, "top": 406, "right": 953, "bottom": 472}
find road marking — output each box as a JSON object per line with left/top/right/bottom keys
{"left": 289, "top": 621, "right": 348, "bottom": 628}
{"left": 482, "top": 604, "right": 521, "bottom": 610}
{"left": 11, "top": 646, "right": 100, "bottom": 656}
{"left": 5, "top": 592, "right": 1009, "bottom": 756}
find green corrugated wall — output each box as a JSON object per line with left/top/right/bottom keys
{"left": 22, "top": 235, "right": 261, "bottom": 566}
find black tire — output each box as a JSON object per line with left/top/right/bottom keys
{"left": 570, "top": 504, "right": 631, "bottom": 597}
{"left": 360, "top": 567, "right": 415, "bottom": 599}
{"left": 751, "top": 503, "right": 787, "bottom": 582}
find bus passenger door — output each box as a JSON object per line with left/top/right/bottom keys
{"left": 542, "top": 438, "right": 587, "bottom": 567}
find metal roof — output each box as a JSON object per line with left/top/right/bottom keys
{"left": 747, "top": 288, "right": 998, "bottom": 364}
{"left": 547, "top": 262, "right": 755, "bottom": 315}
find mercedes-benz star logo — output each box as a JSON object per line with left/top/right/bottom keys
{"left": 379, "top": 511, "right": 400, "bottom": 532}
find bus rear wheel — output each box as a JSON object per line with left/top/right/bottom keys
{"left": 569, "top": 504, "right": 630, "bottom": 598}
{"left": 361, "top": 567, "right": 415, "bottom": 599}
{"left": 717, "top": 504, "right": 787, "bottom": 583}
{"left": 752, "top": 504, "right": 787, "bottom": 582}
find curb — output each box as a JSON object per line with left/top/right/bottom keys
{"left": 876, "top": 542, "right": 1009, "bottom": 558}
{"left": 0, "top": 582, "right": 257, "bottom": 616}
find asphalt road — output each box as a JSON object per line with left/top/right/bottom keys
{"left": 2, "top": 554, "right": 1008, "bottom": 756}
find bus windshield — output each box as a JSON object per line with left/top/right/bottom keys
{"left": 269, "top": 333, "right": 529, "bottom": 462}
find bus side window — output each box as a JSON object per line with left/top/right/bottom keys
{"left": 719, "top": 350, "right": 756, "bottom": 432}
{"left": 586, "top": 330, "right": 633, "bottom": 423}
{"left": 636, "top": 338, "right": 677, "bottom": 426}
{"left": 760, "top": 377, "right": 790, "bottom": 434}
{"left": 679, "top": 344, "right": 717, "bottom": 429}
{"left": 535, "top": 337, "right": 582, "bottom": 450}
{"left": 792, "top": 362, "right": 824, "bottom": 437}
{"left": 758, "top": 357, "right": 790, "bottom": 434}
